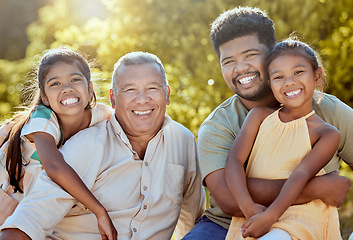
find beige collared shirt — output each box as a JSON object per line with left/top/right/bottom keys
{"left": 1, "top": 113, "right": 204, "bottom": 240}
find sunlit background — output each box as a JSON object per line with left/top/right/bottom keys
{"left": 0, "top": 0, "right": 352, "bottom": 238}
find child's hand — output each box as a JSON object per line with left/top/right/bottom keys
{"left": 240, "top": 211, "right": 275, "bottom": 238}
{"left": 244, "top": 203, "right": 266, "bottom": 219}
{"left": 96, "top": 211, "right": 117, "bottom": 240}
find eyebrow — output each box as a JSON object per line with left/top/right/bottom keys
{"left": 220, "top": 56, "right": 232, "bottom": 64}
{"left": 46, "top": 72, "right": 84, "bottom": 84}
{"left": 270, "top": 64, "right": 307, "bottom": 76}
{"left": 221, "top": 48, "right": 261, "bottom": 63}
{"left": 243, "top": 48, "right": 261, "bottom": 54}
{"left": 269, "top": 70, "right": 280, "bottom": 76}
{"left": 119, "top": 83, "right": 135, "bottom": 89}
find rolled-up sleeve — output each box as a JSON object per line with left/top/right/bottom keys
{"left": 0, "top": 123, "right": 107, "bottom": 239}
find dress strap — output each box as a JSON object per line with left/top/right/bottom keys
{"left": 303, "top": 110, "right": 315, "bottom": 119}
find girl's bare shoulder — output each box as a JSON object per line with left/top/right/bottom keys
{"left": 309, "top": 114, "right": 340, "bottom": 140}
{"left": 249, "top": 106, "right": 277, "bottom": 120}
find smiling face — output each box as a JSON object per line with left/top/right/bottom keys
{"left": 219, "top": 34, "right": 272, "bottom": 102}
{"left": 268, "top": 54, "right": 322, "bottom": 110}
{"left": 109, "top": 63, "right": 170, "bottom": 138}
{"left": 42, "top": 61, "right": 92, "bottom": 119}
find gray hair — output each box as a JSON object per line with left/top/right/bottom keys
{"left": 111, "top": 51, "right": 168, "bottom": 91}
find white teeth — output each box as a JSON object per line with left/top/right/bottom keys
{"left": 134, "top": 110, "right": 152, "bottom": 115}
{"left": 62, "top": 98, "right": 78, "bottom": 105}
{"left": 285, "top": 89, "right": 301, "bottom": 97}
{"left": 239, "top": 75, "right": 256, "bottom": 84}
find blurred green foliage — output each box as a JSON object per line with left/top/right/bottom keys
{"left": 1, "top": 0, "right": 353, "bottom": 135}
{"left": 0, "top": 0, "right": 352, "bottom": 237}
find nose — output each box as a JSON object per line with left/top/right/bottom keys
{"left": 134, "top": 90, "right": 150, "bottom": 104}
{"left": 284, "top": 76, "right": 296, "bottom": 86}
{"left": 62, "top": 82, "right": 74, "bottom": 94}
{"left": 233, "top": 60, "right": 250, "bottom": 75}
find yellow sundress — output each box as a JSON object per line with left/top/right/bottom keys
{"left": 226, "top": 109, "right": 342, "bottom": 240}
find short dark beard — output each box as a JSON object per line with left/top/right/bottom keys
{"left": 233, "top": 73, "right": 272, "bottom": 101}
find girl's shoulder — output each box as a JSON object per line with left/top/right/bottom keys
{"left": 22, "top": 105, "right": 61, "bottom": 143}
{"left": 248, "top": 106, "right": 277, "bottom": 121}
{"left": 90, "top": 103, "right": 114, "bottom": 126}
{"left": 26, "top": 105, "right": 58, "bottom": 129}
{"left": 309, "top": 114, "right": 340, "bottom": 141}
{"left": 317, "top": 119, "right": 340, "bottom": 137}
{"left": 30, "top": 105, "right": 54, "bottom": 120}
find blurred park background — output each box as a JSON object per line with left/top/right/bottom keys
{"left": 0, "top": 0, "right": 352, "bottom": 238}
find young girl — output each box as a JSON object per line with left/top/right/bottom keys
{"left": 225, "top": 39, "right": 342, "bottom": 240}
{"left": 0, "top": 48, "right": 117, "bottom": 240}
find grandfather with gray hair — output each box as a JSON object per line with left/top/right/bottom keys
{"left": 0, "top": 51, "right": 205, "bottom": 240}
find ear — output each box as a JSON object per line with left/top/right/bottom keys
{"left": 166, "top": 85, "right": 171, "bottom": 105}
{"left": 109, "top": 89, "right": 116, "bottom": 109}
{"left": 314, "top": 67, "right": 323, "bottom": 87}
{"left": 40, "top": 91, "right": 49, "bottom": 106}
{"left": 88, "top": 82, "right": 94, "bottom": 98}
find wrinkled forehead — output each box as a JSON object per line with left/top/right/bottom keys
{"left": 115, "top": 63, "right": 166, "bottom": 88}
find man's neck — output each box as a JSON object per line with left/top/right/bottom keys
{"left": 239, "top": 94, "right": 279, "bottom": 111}
{"left": 127, "top": 134, "right": 155, "bottom": 160}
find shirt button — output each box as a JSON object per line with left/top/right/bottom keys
{"left": 143, "top": 205, "right": 147, "bottom": 210}
{"left": 133, "top": 228, "right": 137, "bottom": 232}
{"left": 143, "top": 186, "right": 148, "bottom": 191}
{"left": 144, "top": 162, "right": 148, "bottom": 166}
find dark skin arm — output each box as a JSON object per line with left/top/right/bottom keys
{"left": 0, "top": 228, "right": 30, "bottom": 240}
{"left": 30, "top": 132, "right": 117, "bottom": 240}
{"left": 205, "top": 168, "right": 351, "bottom": 217}
{"left": 240, "top": 123, "right": 341, "bottom": 238}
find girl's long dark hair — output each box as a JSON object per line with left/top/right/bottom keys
{"left": 1, "top": 47, "right": 96, "bottom": 193}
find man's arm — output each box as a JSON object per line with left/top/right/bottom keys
{"left": 199, "top": 100, "right": 350, "bottom": 218}
{"left": 296, "top": 170, "right": 351, "bottom": 206}
{"left": 205, "top": 169, "right": 351, "bottom": 217}
{"left": 174, "top": 136, "right": 206, "bottom": 239}
{"left": 315, "top": 94, "right": 353, "bottom": 172}
{"left": 205, "top": 169, "right": 278, "bottom": 217}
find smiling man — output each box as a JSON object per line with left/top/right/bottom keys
{"left": 182, "top": 6, "right": 352, "bottom": 240}
{"left": 0, "top": 52, "right": 204, "bottom": 240}
{"left": 110, "top": 57, "right": 170, "bottom": 158}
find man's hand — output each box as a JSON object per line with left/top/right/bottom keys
{"left": 317, "top": 171, "right": 351, "bottom": 207}
{"left": 298, "top": 171, "right": 351, "bottom": 207}
{"left": 0, "top": 228, "right": 30, "bottom": 240}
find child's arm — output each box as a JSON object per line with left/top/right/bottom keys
{"left": 29, "top": 132, "right": 117, "bottom": 240}
{"left": 225, "top": 108, "right": 269, "bottom": 219}
{"left": 241, "top": 125, "right": 341, "bottom": 238}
